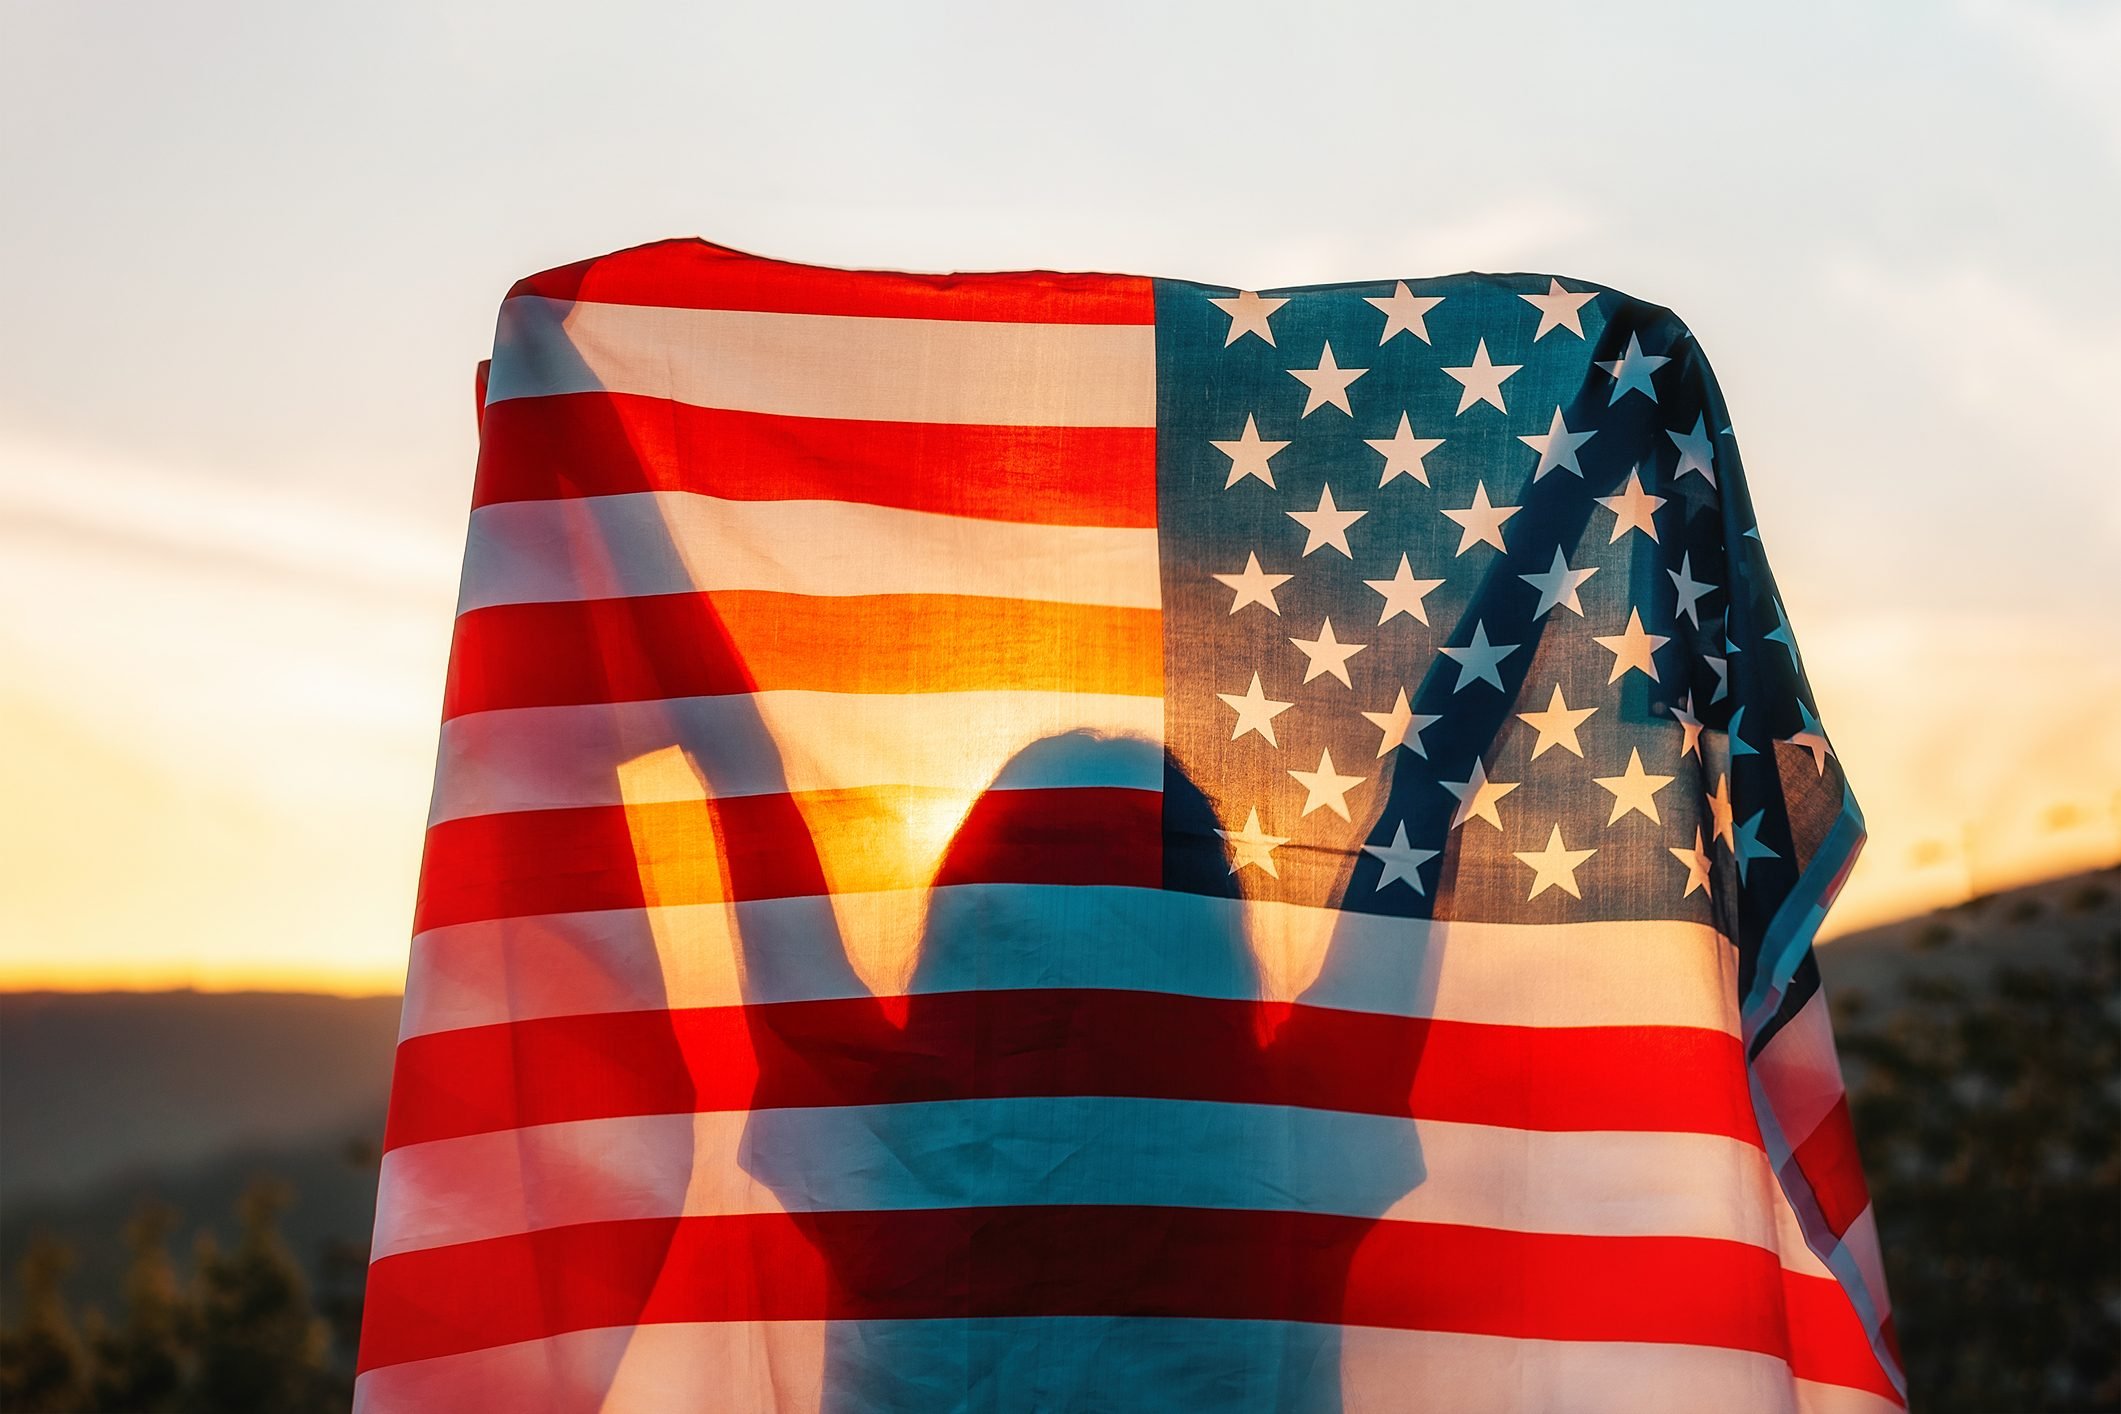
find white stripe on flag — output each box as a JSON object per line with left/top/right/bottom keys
{"left": 456, "top": 492, "right": 1163, "bottom": 613}
{"left": 486, "top": 297, "right": 1158, "bottom": 426}
{"left": 371, "top": 1100, "right": 1785, "bottom": 1262}
{"left": 398, "top": 887, "right": 1742, "bottom": 1040}
{"left": 431, "top": 691, "right": 1164, "bottom": 823}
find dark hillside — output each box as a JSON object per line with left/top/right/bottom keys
{"left": 1818, "top": 867, "right": 2120, "bottom": 1413}
{"left": 0, "top": 991, "right": 399, "bottom": 1200}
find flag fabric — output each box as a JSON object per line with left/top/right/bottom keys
{"left": 358, "top": 239, "right": 1903, "bottom": 1412}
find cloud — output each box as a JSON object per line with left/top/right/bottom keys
{"left": 0, "top": 432, "right": 457, "bottom": 810}
{"left": 0, "top": 430, "right": 460, "bottom": 595}
{"left": 1823, "top": 255, "right": 2121, "bottom": 542}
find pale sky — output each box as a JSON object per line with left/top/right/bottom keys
{"left": 3, "top": 0, "right": 2117, "bottom": 992}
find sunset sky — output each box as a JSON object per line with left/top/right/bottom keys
{"left": 3, "top": 0, "right": 2117, "bottom": 993}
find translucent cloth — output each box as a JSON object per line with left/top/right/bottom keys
{"left": 359, "top": 240, "right": 1902, "bottom": 1412}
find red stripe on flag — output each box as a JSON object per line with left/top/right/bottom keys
{"left": 380, "top": 992, "right": 1757, "bottom": 1152}
{"left": 1781, "top": 1268, "right": 1905, "bottom": 1400}
{"left": 1788, "top": 1094, "right": 1873, "bottom": 1239}
{"left": 356, "top": 1206, "right": 1891, "bottom": 1399}
{"left": 440, "top": 591, "right": 1164, "bottom": 718}
{"left": 507, "top": 239, "right": 1155, "bottom": 324}
{"left": 471, "top": 393, "right": 1159, "bottom": 526}
{"left": 413, "top": 786, "right": 1163, "bottom": 933}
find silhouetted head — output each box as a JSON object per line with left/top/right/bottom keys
{"left": 908, "top": 731, "right": 1257, "bottom": 998}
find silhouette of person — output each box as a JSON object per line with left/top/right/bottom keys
{"left": 504, "top": 345, "right": 1542, "bottom": 1406}
{"left": 727, "top": 731, "right": 1432, "bottom": 1412}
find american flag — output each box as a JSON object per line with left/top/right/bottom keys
{"left": 358, "top": 240, "right": 1904, "bottom": 1412}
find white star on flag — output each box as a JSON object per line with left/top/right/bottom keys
{"left": 1595, "top": 468, "right": 1664, "bottom": 542}
{"left": 1670, "top": 829, "right": 1714, "bottom": 898}
{"left": 1518, "top": 408, "right": 1596, "bottom": 480}
{"left": 1706, "top": 774, "right": 1736, "bottom": 849}
{"left": 1365, "top": 281, "right": 1444, "bottom": 343}
{"left": 1363, "top": 823, "right": 1438, "bottom": 893}
{"left": 1597, "top": 332, "right": 1669, "bottom": 403}
{"left": 1290, "top": 341, "right": 1368, "bottom": 416}
{"left": 1442, "top": 757, "right": 1520, "bottom": 831}
{"left": 1441, "top": 481, "right": 1520, "bottom": 554}
{"left": 1219, "top": 807, "right": 1288, "bottom": 876}
{"left": 1290, "top": 618, "right": 1367, "bottom": 686}
{"left": 1764, "top": 601, "right": 1801, "bottom": 665}
{"left": 1594, "top": 748, "right": 1675, "bottom": 825}
{"left": 1364, "top": 413, "right": 1446, "bottom": 486}
{"left": 1670, "top": 692, "right": 1706, "bottom": 759}
{"left": 1210, "top": 414, "right": 1289, "bottom": 489}
{"left": 1668, "top": 415, "right": 1717, "bottom": 485}
{"left": 1520, "top": 279, "right": 1597, "bottom": 340}
{"left": 1727, "top": 706, "right": 1760, "bottom": 761}
{"left": 1593, "top": 609, "right": 1668, "bottom": 682}
{"left": 1441, "top": 620, "right": 1519, "bottom": 692}
{"left": 1733, "top": 810, "right": 1780, "bottom": 883}
{"left": 1361, "top": 687, "right": 1440, "bottom": 758}
{"left": 1518, "top": 546, "right": 1600, "bottom": 618}
{"left": 1217, "top": 673, "right": 1295, "bottom": 746}
{"left": 1211, "top": 552, "right": 1293, "bottom": 615}
{"left": 1209, "top": 290, "right": 1287, "bottom": 346}
{"left": 1667, "top": 553, "right": 1715, "bottom": 627}
{"left": 1441, "top": 338, "right": 1522, "bottom": 414}
{"left": 1364, "top": 554, "right": 1446, "bottom": 625}
{"left": 1516, "top": 824, "right": 1597, "bottom": 899}
{"left": 1289, "top": 747, "right": 1366, "bottom": 820}
{"left": 1517, "top": 684, "right": 1597, "bottom": 760}
{"left": 1288, "top": 483, "right": 1366, "bottom": 557}
{"left": 1785, "top": 703, "right": 1834, "bottom": 775}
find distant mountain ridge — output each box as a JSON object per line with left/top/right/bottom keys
{"left": 1, "top": 990, "right": 400, "bottom": 1202}
{"left": 1815, "top": 865, "right": 2116, "bottom": 1010}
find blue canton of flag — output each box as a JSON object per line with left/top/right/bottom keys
{"left": 1156, "top": 276, "right": 1849, "bottom": 1007}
